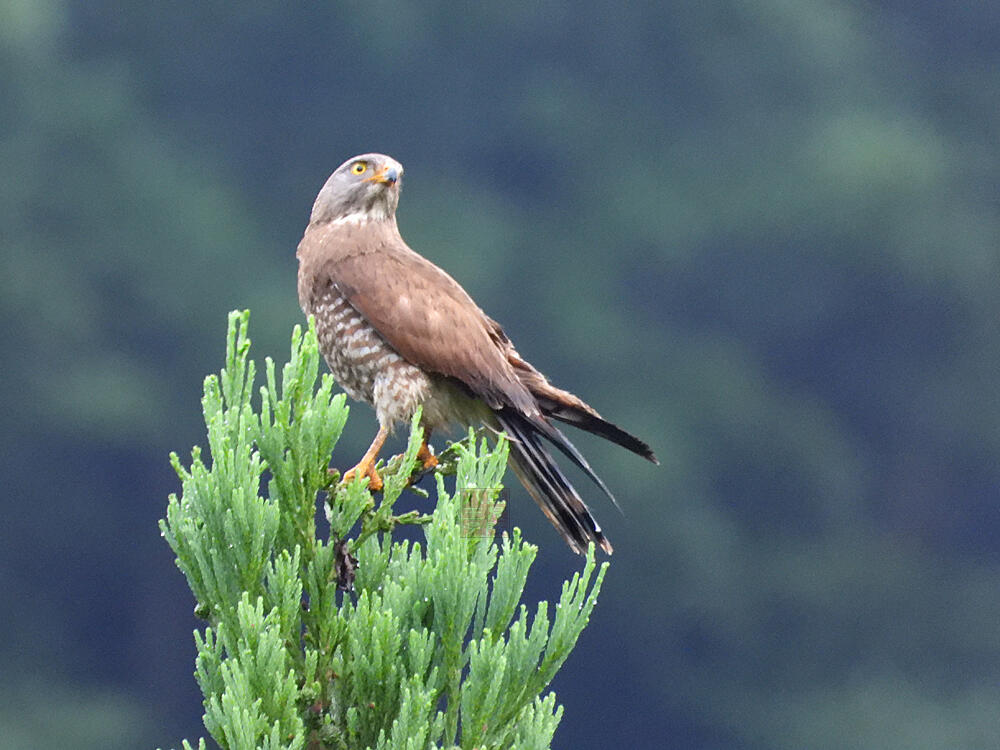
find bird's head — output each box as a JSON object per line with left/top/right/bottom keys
{"left": 310, "top": 153, "right": 404, "bottom": 225}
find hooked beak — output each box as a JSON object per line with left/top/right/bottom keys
{"left": 364, "top": 165, "right": 399, "bottom": 186}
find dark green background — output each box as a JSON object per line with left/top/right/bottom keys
{"left": 3, "top": 2, "right": 999, "bottom": 747}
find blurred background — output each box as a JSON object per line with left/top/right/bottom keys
{"left": 2, "top": 1, "right": 999, "bottom": 748}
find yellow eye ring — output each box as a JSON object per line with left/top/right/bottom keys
{"left": 351, "top": 162, "right": 367, "bottom": 175}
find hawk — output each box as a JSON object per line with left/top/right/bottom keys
{"left": 297, "top": 153, "right": 657, "bottom": 554}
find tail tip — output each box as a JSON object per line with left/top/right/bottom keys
{"left": 576, "top": 534, "right": 613, "bottom": 556}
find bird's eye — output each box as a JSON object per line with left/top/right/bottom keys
{"left": 351, "top": 162, "right": 367, "bottom": 175}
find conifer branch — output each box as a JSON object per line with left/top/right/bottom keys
{"left": 161, "top": 310, "right": 608, "bottom": 750}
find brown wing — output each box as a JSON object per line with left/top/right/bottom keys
{"left": 314, "top": 241, "right": 538, "bottom": 415}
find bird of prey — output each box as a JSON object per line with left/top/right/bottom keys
{"left": 297, "top": 153, "right": 657, "bottom": 554}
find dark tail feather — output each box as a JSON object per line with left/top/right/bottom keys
{"left": 496, "top": 409, "right": 613, "bottom": 555}
{"left": 529, "top": 411, "right": 623, "bottom": 512}
{"left": 538, "top": 397, "right": 659, "bottom": 465}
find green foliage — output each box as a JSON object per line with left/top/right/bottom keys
{"left": 6, "top": 3, "right": 1000, "bottom": 748}
{"left": 161, "top": 311, "right": 607, "bottom": 750}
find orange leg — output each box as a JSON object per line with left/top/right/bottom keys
{"left": 343, "top": 425, "right": 389, "bottom": 491}
{"left": 416, "top": 430, "right": 439, "bottom": 471}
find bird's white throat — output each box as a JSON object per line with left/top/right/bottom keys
{"left": 330, "top": 207, "right": 390, "bottom": 226}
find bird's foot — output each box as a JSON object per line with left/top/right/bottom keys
{"left": 338, "top": 425, "right": 389, "bottom": 492}
{"left": 342, "top": 460, "right": 383, "bottom": 492}
{"left": 379, "top": 440, "right": 440, "bottom": 491}
{"left": 416, "top": 440, "right": 439, "bottom": 472}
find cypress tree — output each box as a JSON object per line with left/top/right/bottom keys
{"left": 161, "top": 311, "right": 607, "bottom": 750}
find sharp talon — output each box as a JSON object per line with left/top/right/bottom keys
{"left": 416, "top": 439, "right": 438, "bottom": 471}
{"left": 342, "top": 425, "right": 389, "bottom": 492}
{"left": 343, "top": 461, "right": 383, "bottom": 491}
